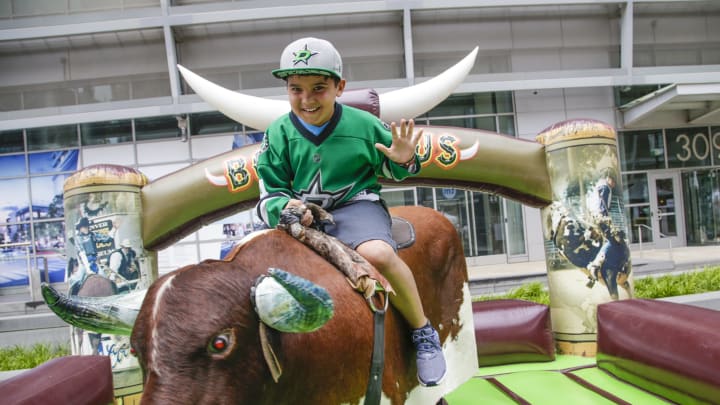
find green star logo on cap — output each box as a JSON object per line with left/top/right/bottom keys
{"left": 292, "top": 45, "right": 318, "bottom": 66}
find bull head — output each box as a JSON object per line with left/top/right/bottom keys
{"left": 41, "top": 268, "right": 334, "bottom": 336}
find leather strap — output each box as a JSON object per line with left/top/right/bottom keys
{"left": 364, "top": 307, "right": 386, "bottom": 405}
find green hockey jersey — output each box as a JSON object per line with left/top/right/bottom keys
{"left": 255, "top": 103, "right": 419, "bottom": 227}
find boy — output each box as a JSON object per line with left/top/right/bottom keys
{"left": 255, "top": 37, "right": 447, "bottom": 386}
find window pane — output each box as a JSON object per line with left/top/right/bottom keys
{"left": 494, "top": 92, "right": 514, "bottom": 113}
{"left": 0, "top": 130, "right": 24, "bottom": 154}
{"left": 29, "top": 150, "right": 79, "bottom": 174}
{"left": 417, "top": 187, "right": 434, "bottom": 208}
{"left": 26, "top": 125, "right": 78, "bottom": 151}
{"left": 619, "top": 130, "right": 665, "bottom": 171}
{"left": 429, "top": 117, "right": 473, "bottom": 129}
{"left": 472, "top": 192, "right": 505, "bottom": 256}
{"left": 33, "top": 220, "right": 65, "bottom": 254}
{"left": 30, "top": 174, "right": 69, "bottom": 219}
{"left": 666, "top": 127, "right": 712, "bottom": 168}
{"left": 135, "top": 115, "right": 179, "bottom": 142}
{"left": 498, "top": 115, "right": 516, "bottom": 137}
{"left": 435, "top": 188, "right": 471, "bottom": 255}
{"left": 0, "top": 178, "right": 30, "bottom": 245}
{"left": 473, "top": 116, "right": 496, "bottom": 132}
{"left": 626, "top": 205, "right": 652, "bottom": 243}
{"left": 0, "top": 154, "right": 27, "bottom": 177}
{"left": 381, "top": 188, "right": 415, "bottom": 207}
{"left": 622, "top": 173, "right": 649, "bottom": 204}
{"left": 427, "top": 94, "right": 474, "bottom": 117}
{"left": 1, "top": 177, "right": 29, "bottom": 214}
{"left": 682, "top": 170, "right": 720, "bottom": 245}
{"left": 505, "top": 199, "right": 525, "bottom": 256}
{"left": 190, "top": 111, "right": 242, "bottom": 136}
{"left": 81, "top": 120, "right": 132, "bottom": 145}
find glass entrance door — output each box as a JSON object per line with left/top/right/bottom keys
{"left": 648, "top": 173, "right": 685, "bottom": 247}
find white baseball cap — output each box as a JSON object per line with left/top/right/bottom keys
{"left": 272, "top": 37, "right": 343, "bottom": 80}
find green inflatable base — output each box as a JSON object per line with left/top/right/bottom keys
{"left": 445, "top": 355, "right": 671, "bottom": 404}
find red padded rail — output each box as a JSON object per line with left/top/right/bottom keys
{"left": 0, "top": 355, "right": 113, "bottom": 405}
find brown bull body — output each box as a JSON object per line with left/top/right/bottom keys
{"left": 130, "top": 206, "right": 468, "bottom": 404}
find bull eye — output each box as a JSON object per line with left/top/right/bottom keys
{"left": 212, "top": 336, "right": 228, "bottom": 351}
{"left": 207, "top": 329, "right": 235, "bottom": 358}
{"left": 130, "top": 347, "right": 137, "bottom": 357}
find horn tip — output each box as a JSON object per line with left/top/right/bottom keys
{"left": 41, "top": 283, "right": 59, "bottom": 305}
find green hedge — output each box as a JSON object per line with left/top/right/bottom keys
{"left": 0, "top": 343, "right": 69, "bottom": 372}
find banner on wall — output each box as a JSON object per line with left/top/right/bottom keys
{"left": 0, "top": 150, "right": 78, "bottom": 288}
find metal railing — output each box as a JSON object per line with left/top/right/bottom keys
{"left": 636, "top": 224, "right": 673, "bottom": 261}
{"left": 0, "top": 242, "right": 50, "bottom": 303}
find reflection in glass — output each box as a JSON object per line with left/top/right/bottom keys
{"left": 435, "top": 188, "right": 471, "bottom": 255}
{"left": 654, "top": 178, "right": 677, "bottom": 237}
{"left": 626, "top": 205, "right": 652, "bottom": 243}
{"left": 33, "top": 220, "right": 65, "bottom": 254}
{"left": 622, "top": 173, "right": 649, "bottom": 204}
{"left": 423, "top": 92, "right": 514, "bottom": 118}
{"left": 0, "top": 154, "right": 27, "bottom": 177}
{"left": 505, "top": 200, "right": 526, "bottom": 256}
{"left": 135, "top": 115, "right": 180, "bottom": 141}
{"left": 81, "top": 120, "right": 132, "bottom": 145}
{"left": 30, "top": 174, "right": 69, "bottom": 219}
{"left": 497, "top": 115, "right": 516, "bottom": 137}
{"left": 0, "top": 130, "right": 24, "bottom": 154}
{"left": 619, "top": 130, "right": 665, "bottom": 171}
{"left": 190, "top": 111, "right": 242, "bottom": 136}
{"left": 26, "top": 125, "right": 79, "bottom": 151}
{"left": 473, "top": 116, "right": 496, "bottom": 132}
{"left": 472, "top": 192, "right": 505, "bottom": 256}
{"left": 0, "top": 177, "right": 29, "bottom": 224}
{"left": 682, "top": 170, "right": 720, "bottom": 245}
{"left": 381, "top": 188, "right": 415, "bottom": 207}
{"left": 417, "top": 187, "right": 434, "bottom": 209}
{"left": 29, "top": 150, "right": 78, "bottom": 174}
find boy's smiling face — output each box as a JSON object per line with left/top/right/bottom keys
{"left": 286, "top": 74, "right": 345, "bottom": 126}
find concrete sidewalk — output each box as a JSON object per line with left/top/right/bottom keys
{"left": 467, "top": 244, "right": 720, "bottom": 282}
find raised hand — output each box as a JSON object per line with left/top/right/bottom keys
{"left": 375, "top": 119, "right": 423, "bottom": 165}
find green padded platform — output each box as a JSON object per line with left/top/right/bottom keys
{"left": 445, "top": 355, "right": 671, "bottom": 405}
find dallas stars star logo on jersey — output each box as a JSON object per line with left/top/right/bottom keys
{"left": 292, "top": 44, "right": 319, "bottom": 66}
{"left": 295, "top": 171, "right": 354, "bottom": 209}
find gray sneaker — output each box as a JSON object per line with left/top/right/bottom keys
{"left": 411, "top": 322, "right": 447, "bottom": 386}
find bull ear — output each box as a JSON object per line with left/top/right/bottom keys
{"left": 42, "top": 283, "right": 144, "bottom": 335}
{"left": 251, "top": 268, "right": 333, "bottom": 333}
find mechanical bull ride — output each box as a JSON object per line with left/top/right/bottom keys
{"left": 44, "top": 205, "right": 476, "bottom": 404}
{"left": 40, "top": 46, "right": 637, "bottom": 402}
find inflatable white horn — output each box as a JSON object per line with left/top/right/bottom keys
{"left": 178, "top": 47, "right": 478, "bottom": 130}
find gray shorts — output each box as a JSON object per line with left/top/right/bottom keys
{"left": 324, "top": 200, "right": 397, "bottom": 251}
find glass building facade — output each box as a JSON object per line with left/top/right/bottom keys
{"left": 0, "top": 92, "right": 527, "bottom": 285}
{"left": 620, "top": 126, "right": 720, "bottom": 247}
